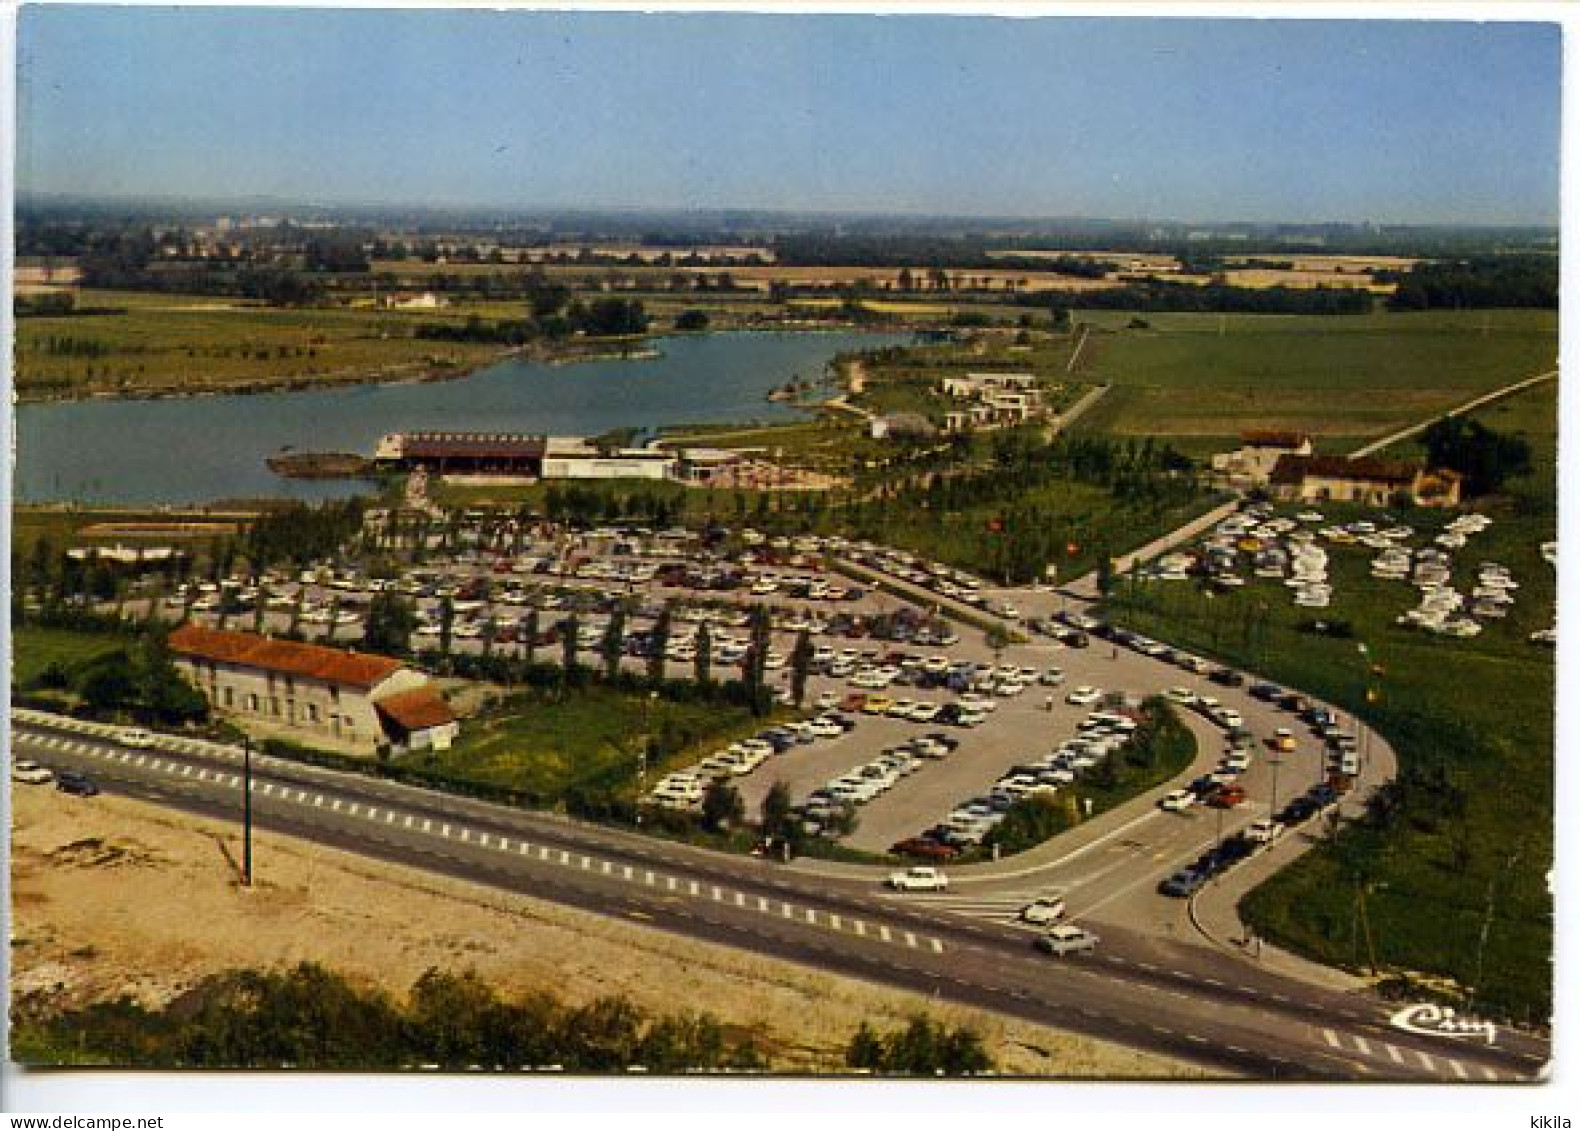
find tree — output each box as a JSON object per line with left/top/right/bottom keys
{"left": 700, "top": 780, "right": 744, "bottom": 833}
{"left": 759, "top": 781, "right": 795, "bottom": 842}
{"left": 674, "top": 310, "right": 710, "bottom": 332}
{"left": 789, "top": 629, "right": 814, "bottom": 708}
{"left": 437, "top": 595, "right": 456, "bottom": 661}
{"left": 362, "top": 592, "right": 416, "bottom": 656}
{"left": 647, "top": 607, "right": 671, "bottom": 683}
{"left": 1422, "top": 416, "right": 1533, "bottom": 496}
{"left": 561, "top": 615, "right": 582, "bottom": 686}
{"left": 602, "top": 608, "right": 626, "bottom": 681}
{"left": 694, "top": 620, "right": 712, "bottom": 686}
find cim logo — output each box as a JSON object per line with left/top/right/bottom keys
{"left": 1389, "top": 1003, "right": 1498, "bottom": 1047}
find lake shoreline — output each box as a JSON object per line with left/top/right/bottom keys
{"left": 14, "top": 336, "right": 668, "bottom": 407}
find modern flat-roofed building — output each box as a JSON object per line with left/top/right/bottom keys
{"left": 168, "top": 624, "right": 457, "bottom": 756}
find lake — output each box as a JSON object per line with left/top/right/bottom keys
{"left": 15, "top": 330, "right": 911, "bottom": 506}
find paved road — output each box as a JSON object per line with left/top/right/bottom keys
{"left": 15, "top": 718, "right": 1549, "bottom": 1082}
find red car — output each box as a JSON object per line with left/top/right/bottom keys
{"left": 1208, "top": 785, "right": 1248, "bottom": 809}
{"left": 890, "top": 837, "right": 959, "bottom": 861}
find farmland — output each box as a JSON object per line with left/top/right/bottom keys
{"left": 1069, "top": 309, "right": 1558, "bottom": 453}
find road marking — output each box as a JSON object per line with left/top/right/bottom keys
{"left": 905, "top": 932, "right": 918, "bottom": 948}
{"left": 689, "top": 881, "right": 700, "bottom": 896}
{"left": 879, "top": 925, "right": 892, "bottom": 943}
{"left": 134, "top": 755, "right": 148, "bottom": 766}
{"left": 407, "top": 815, "right": 416, "bottom": 829}
{"left": 782, "top": 903, "right": 794, "bottom": 919}
{"left": 712, "top": 886, "right": 724, "bottom": 902}
{"left": 1386, "top": 1044, "right": 1405, "bottom": 1064}
{"left": 331, "top": 798, "right": 343, "bottom": 812}
{"left": 1416, "top": 1050, "right": 1436, "bottom": 1072}
{"left": 666, "top": 877, "right": 677, "bottom": 892}
{"left": 646, "top": 872, "right": 657, "bottom": 887}
{"left": 558, "top": 850, "right": 570, "bottom": 865}
{"left": 1354, "top": 1036, "right": 1371, "bottom": 1056}
{"left": 297, "top": 790, "right": 310, "bottom": 803}
{"left": 601, "top": 860, "right": 613, "bottom": 875}
{"left": 537, "top": 846, "right": 550, "bottom": 861}
{"left": 181, "top": 765, "right": 193, "bottom": 777}
{"left": 459, "top": 828, "right": 471, "bottom": 843}
{"left": 313, "top": 794, "right": 325, "bottom": 808}
{"left": 831, "top": 914, "right": 842, "bottom": 930}
{"left": 581, "top": 856, "right": 592, "bottom": 871}
{"left": 228, "top": 775, "right": 242, "bottom": 788}
{"left": 930, "top": 939, "right": 944, "bottom": 954}
{"left": 1323, "top": 1029, "right": 1341, "bottom": 1049}
{"left": 853, "top": 920, "right": 867, "bottom": 937}
{"left": 438, "top": 824, "right": 451, "bottom": 838}
{"left": 1448, "top": 1059, "right": 1469, "bottom": 1080}
{"left": 756, "top": 896, "right": 768, "bottom": 911}
{"left": 259, "top": 783, "right": 275, "bottom": 796}
{"left": 735, "top": 891, "right": 746, "bottom": 908}
{"left": 1187, "top": 1035, "right": 1208, "bottom": 1044}
{"left": 496, "top": 837, "right": 509, "bottom": 852}
{"left": 1480, "top": 1066, "right": 1499, "bottom": 1082}
{"left": 805, "top": 909, "right": 818, "bottom": 925}
{"left": 519, "top": 842, "right": 530, "bottom": 855}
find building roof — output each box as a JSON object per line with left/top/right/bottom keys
{"left": 1240, "top": 430, "right": 1310, "bottom": 449}
{"left": 1270, "top": 454, "right": 1421, "bottom": 487}
{"left": 375, "top": 686, "right": 456, "bottom": 733}
{"left": 397, "top": 432, "right": 547, "bottom": 461}
{"left": 169, "top": 625, "right": 405, "bottom": 689}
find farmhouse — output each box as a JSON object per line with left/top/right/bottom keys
{"left": 1210, "top": 431, "right": 1315, "bottom": 488}
{"left": 1269, "top": 455, "right": 1461, "bottom": 508}
{"left": 168, "top": 624, "right": 457, "bottom": 756}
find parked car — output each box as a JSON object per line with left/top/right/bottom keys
{"left": 889, "top": 837, "right": 959, "bottom": 861}
{"left": 116, "top": 727, "right": 157, "bottom": 749}
{"left": 1207, "top": 784, "right": 1248, "bottom": 809}
{"left": 1245, "top": 818, "right": 1285, "bottom": 844}
{"left": 1066, "top": 686, "right": 1103, "bottom": 706}
{"left": 1034, "top": 924, "right": 1099, "bottom": 956}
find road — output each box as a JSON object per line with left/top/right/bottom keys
{"left": 15, "top": 717, "right": 1549, "bottom": 1082}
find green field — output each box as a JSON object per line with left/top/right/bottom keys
{"left": 1073, "top": 310, "right": 1558, "bottom": 448}
{"left": 14, "top": 291, "right": 510, "bottom": 399}
{"left": 11, "top": 625, "right": 131, "bottom": 689}
{"left": 409, "top": 685, "right": 763, "bottom": 802}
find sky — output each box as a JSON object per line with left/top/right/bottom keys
{"left": 13, "top": 8, "right": 1564, "bottom": 225}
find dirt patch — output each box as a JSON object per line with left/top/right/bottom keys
{"left": 9, "top": 788, "right": 1218, "bottom": 1077}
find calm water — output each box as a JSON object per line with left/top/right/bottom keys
{"left": 16, "top": 331, "right": 910, "bottom": 506}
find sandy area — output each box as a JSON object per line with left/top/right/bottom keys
{"left": 9, "top": 787, "right": 1215, "bottom": 1077}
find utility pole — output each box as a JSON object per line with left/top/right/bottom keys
{"left": 242, "top": 735, "right": 253, "bottom": 887}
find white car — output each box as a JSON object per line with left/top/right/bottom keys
{"left": 1066, "top": 686, "right": 1103, "bottom": 706}
{"left": 1245, "top": 818, "right": 1285, "bottom": 844}
{"left": 1221, "top": 750, "right": 1252, "bottom": 773}
{"left": 1165, "top": 687, "right": 1198, "bottom": 707}
{"left": 116, "top": 727, "right": 158, "bottom": 749}
{"left": 12, "top": 760, "right": 55, "bottom": 785}
{"left": 1039, "top": 667, "right": 1066, "bottom": 686}
{"left": 1035, "top": 924, "right": 1099, "bottom": 956}
{"left": 815, "top": 691, "right": 840, "bottom": 711}
{"left": 1019, "top": 895, "right": 1068, "bottom": 925}
{"left": 1159, "top": 789, "right": 1196, "bottom": 812}
{"left": 886, "top": 866, "right": 949, "bottom": 892}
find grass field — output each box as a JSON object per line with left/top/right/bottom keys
{"left": 409, "top": 685, "right": 763, "bottom": 801}
{"left": 1069, "top": 310, "right": 1557, "bottom": 450}
{"left": 15, "top": 293, "right": 506, "bottom": 399}
{"left": 11, "top": 626, "right": 131, "bottom": 689}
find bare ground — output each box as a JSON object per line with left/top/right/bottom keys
{"left": 9, "top": 787, "right": 1219, "bottom": 1077}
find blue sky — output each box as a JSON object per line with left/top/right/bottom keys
{"left": 15, "top": 9, "right": 1562, "bottom": 224}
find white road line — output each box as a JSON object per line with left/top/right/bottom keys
{"left": 782, "top": 903, "right": 794, "bottom": 919}
{"left": 228, "top": 775, "right": 241, "bottom": 787}
{"left": 1449, "top": 1059, "right": 1469, "bottom": 1080}
{"left": 1354, "top": 1036, "right": 1371, "bottom": 1056}
{"left": 1386, "top": 1044, "right": 1405, "bottom": 1064}
{"left": 496, "top": 838, "right": 509, "bottom": 852}
{"left": 406, "top": 815, "right": 416, "bottom": 828}
{"left": 853, "top": 921, "right": 866, "bottom": 937}
{"left": 313, "top": 794, "right": 325, "bottom": 807}
{"left": 601, "top": 860, "right": 613, "bottom": 875}
{"left": 879, "top": 925, "right": 892, "bottom": 943}
{"left": 438, "top": 825, "right": 450, "bottom": 839}
{"left": 134, "top": 755, "right": 148, "bottom": 766}
{"left": 580, "top": 856, "right": 592, "bottom": 870}
{"left": 1322, "top": 1029, "right": 1342, "bottom": 1049}
{"left": 1480, "top": 1067, "right": 1499, "bottom": 1082}
{"left": 180, "top": 765, "right": 193, "bottom": 777}
{"left": 558, "top": 850, "right": 570, "bottom": 865}
{"left": 930, "top": 939, "right": 944, "bottom": 954}
{"left": 804, "top": 909, "right": 818, "bottom": 925}
{"left": 518, "top": 842, "right": 530, "bottom": 855}
{"left": 712, "top": 886, "right": 724, "bottom": 902}
{"left": 734, "top": 892, "right": 746, "bottom": 908}
{"left": 459, "top": 829, "right": 471, "bottom": 843}
{"left": 666, "top": 877, "right": 677, "bottom": 892}
{"left": 830, "top": 914, "right": 842, "bottom": 930}
{"left": 905, "top": 932, "right": 918, "bottom": 948}
{"left": 689, "top": 881, "right": 700, "bottom": 897}
{"left": 297, "top": 790, "right": 309, "bottom": 803}
{"left": 756, "top": 896, "right": 768, "bottom": 911}
{"left": 1416, "top": 1050, "right": 1436, "bottom": 1072}
{"left": 538, "top": 846, "right": 550, "bottom": 861}
{"left": 646, "top": 873, "right": 657, "bottom": 887}
{"left": 260, "top": 783, "right": 275, "bottom": 796}
{"left": 331, "top": 798, "right": 343, "bottom": 812}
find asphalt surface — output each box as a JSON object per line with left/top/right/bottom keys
{"left": 15, "top": 717, "right": 1550, "bottom": 1083}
